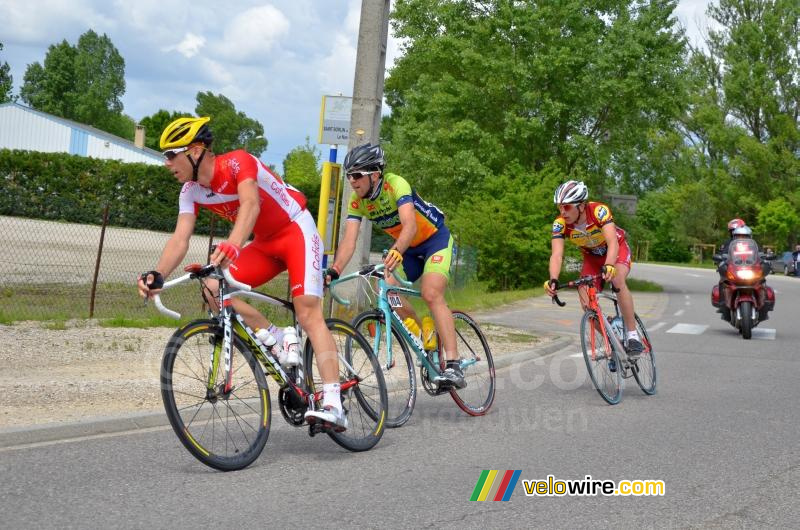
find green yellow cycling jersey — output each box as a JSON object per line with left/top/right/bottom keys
{"left": 346, "top": 172, "right": 445, "bottom": 248}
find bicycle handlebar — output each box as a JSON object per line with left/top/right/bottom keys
{"left": 550, "top": 274, "right": 619, "bottom": 307}
{"left": 151, "top": 266, "right": 253, "bottom": 319}
{"left": 328, "top": 263, "right": 411, "bottom": 306}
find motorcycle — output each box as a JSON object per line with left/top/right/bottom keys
{"left": 711, "top": 238, "right": 775, "bottom": 339}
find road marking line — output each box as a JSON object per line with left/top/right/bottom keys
{"left": 666, "top": 323, "right": 708, "bottom": 335}
{"left": 648, "top": 322, "right": 666, "bottom": 332}
{"left": 674, "top": 309, "right": 685, "bottom": 316}
{"left": 752, "top": 328, "right": 776, "bottom": 340}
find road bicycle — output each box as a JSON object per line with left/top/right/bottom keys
{"left": 150, "top": 263, "right": 388, "bottom": 471}
{"left": 551, "top": 274, "right": 656, "bottom": 404}
{"left": 329, "top": 263, "right": 495, "bottom": 427}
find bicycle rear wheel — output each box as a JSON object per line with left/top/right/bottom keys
{"left": 161, "top": 320, "right": 270, "bottom": 471}
{"left": 303, "top": 319, "right": 388, "bottom": 451}
{"left": 448, "top": 311, "right": 495, "bottom": 415}
{"left": 580, "top": 312, "right": 623, "bottom": 405}
{"left": 352, "top": 310, "right": 416, "bottom": 428}
{"left": 631, "top": 313, "right": 656, "bottom": 395}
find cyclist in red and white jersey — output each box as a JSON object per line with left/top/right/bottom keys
{"left": 136, "top": 116, "right": 347, "bottom": 430}
{"left": 543, "top": 180, "right": 644, "bottom": 355}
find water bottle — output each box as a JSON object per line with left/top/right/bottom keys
{"left": 421, "top": 316, "right": 437, "bottom": 351}
{"left": 403, "top": 317, "right": 423, "bottom": 366}
{"left": 255, "top": 327, "right": 286, "bottom": 364}
{"left": 282, "top": 327, "right": 301, "bottom": 367}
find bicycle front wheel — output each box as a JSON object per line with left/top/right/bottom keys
{"left": 580, "top": 312, "right": 623, "bottom": 405}
{"left": 304, "top": 319, "right": 388, "bottom": 451}
{"left": 352, "top": 310, "right": 417, "bottom": 428}
{"left": 161, "top": 320, "right": 271, "bottom": 471}
{"left": 631, "top": 313, "right": 656, "bottom": 395}
{"left": 448, "top": 311, "right": 495, "bottom": 415}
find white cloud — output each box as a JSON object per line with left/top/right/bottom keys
{"left": 216, "top": 4, "right": 291, "bottom": 62}
{"left": 163, "top": 33, "right": 206, "bottom": 58}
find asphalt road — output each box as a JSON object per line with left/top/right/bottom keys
{"left": 1, "top": 263, "right": 798, "bottom": 528}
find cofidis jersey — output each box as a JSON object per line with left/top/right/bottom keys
{"left": 346, "top": 173, "right": 445, "bottom": 248}
{"left": 551, "top": 202, "right": 626, "bottom": 257}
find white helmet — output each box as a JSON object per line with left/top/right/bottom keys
{"left": 732, "top": 226, "right": 752, "bottom": 237}
{"left": 554, "top": 180, "right": 589, "bottom": 204}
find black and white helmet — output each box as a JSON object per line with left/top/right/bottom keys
{"left": 553, "top": 180, "right": 589, "bottom": 204}
{"left": 344, "top": 143, "right": 385, "bottom": 173}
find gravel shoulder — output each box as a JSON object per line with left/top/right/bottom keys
{"left": 0, "top": 319, "right": 545, "bottom": 429}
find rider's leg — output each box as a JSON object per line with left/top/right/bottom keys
{"left": 420, "top": 272, "right": 457, "bottom": 360}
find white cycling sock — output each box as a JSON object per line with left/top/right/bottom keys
{"left": 322, "top": 383, "right": 342, "bottom": 411}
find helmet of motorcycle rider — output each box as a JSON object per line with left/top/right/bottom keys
{"left": 727, "top": 218, "right": 745, "bottom": 235}
{"left": 732, "top": 226, "right": 752, "bottom": 238}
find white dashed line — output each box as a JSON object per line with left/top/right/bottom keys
{"left": 666, "top": 323, "right": 709, "bottom": 335}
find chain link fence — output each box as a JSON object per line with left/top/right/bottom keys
{"left": 0, "top": 212, "right": 289, "bottom": 322}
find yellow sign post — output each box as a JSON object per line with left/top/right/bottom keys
{"left": 317, "top": 161, "right": 342, "bottom": 263}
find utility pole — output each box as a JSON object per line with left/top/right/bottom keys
{"left": 336, "top": 0, "right": 391, "bottom": 275}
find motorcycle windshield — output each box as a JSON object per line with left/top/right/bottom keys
{"left": 728, "top": 239, "right": 759, "bottom": 266}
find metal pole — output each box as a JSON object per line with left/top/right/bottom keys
{"left": 89, "top": 204, "right": 110, "bottom": 318}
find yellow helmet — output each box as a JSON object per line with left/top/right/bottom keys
{"left": 159, "top": 116, "right": 213, "bottom": 150}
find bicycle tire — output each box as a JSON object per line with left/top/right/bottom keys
{"left": 580, "top": 312, "right": 623, "bottom": 405}
{"left": 161, "top": 320, "right": 271, "bottom": 471}
{"left": 352, "top": 310, "right": 417, "bottom": 428}
{"left": 448, "top": 311, "right": 496, "bottom": 415}
{"left": 303, "top": 319, "right": 388, "bottom": 451}
{"left": 631, "top": 313, "right": 657, "bottom": 395}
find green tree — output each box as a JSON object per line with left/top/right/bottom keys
{"left": 282, "top": 137, "right": 321, "bottom": 217}
{"left": 138, "top": 109, "right": 192, "bottom": 151}
{"left": 755, "top": 198, "right": 800, "bottom": 249}
{"left": 195, "top": 92, "right": 267, "bottom": 155}
{"left": 0, "top": 43, "right": 15, "bottom": 103}
{"left": 385, "top": 0, "right": 688, "bottom": 207}
{"left": 19, "top": 30, "right": 126, "bottom": 136}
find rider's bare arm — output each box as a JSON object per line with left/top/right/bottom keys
{"left": 226, "top": 179, "right": 260, "bottom": 247}
{"left": 601, "top": 222, "right": 619, "bottom": 265}
{"left": 331, "top": 220, "right": 361, "bottom": 273}
{"left": 155, "top": 213, "right": 197, "bottom": 278}
{"left": 392, "top": 202, "right": 417, "bottom": 255}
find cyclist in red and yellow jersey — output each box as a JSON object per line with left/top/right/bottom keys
{"left": 326, "top": 143, "right": 465, "bottom": 389}
{"left": 543, "top": 180, "right": 644, "bottom": 355}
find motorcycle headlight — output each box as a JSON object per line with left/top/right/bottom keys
{"left": 735, "top": 269, "right": 757, "bottom": 281}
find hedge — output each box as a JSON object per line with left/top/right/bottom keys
{"left": 0, "top": 149, "right": 225, "bottom": 233}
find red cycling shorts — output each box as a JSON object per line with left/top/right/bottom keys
{"left": 228, "top": 210, "right": 324, "bottom": 298}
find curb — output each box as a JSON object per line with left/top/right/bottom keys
{"left": 0, "top": 335, "right": 575, "bottom": 449}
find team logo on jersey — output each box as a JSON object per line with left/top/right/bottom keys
{"left": 595, "top": 206, "right": 610, "bottom": 221}
{"left": 552, "top": 222, "right": 564, "bottom": 234}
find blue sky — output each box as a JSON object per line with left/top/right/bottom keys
{"left": 0, "top": 0, "right": 713, "bottom": 170}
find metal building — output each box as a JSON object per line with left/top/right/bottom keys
{"left": 0, "top": 102, "right": 162, "bottom": 165}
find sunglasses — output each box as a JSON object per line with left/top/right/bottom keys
{"left": 346, "top": 171, "right": 371, "bottom": 181}
{"left": 162, "top": 146, "right": 190, "bottom": 160}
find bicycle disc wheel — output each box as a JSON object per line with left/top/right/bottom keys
{"left": 580, "top": 312, "right": 623, "bottom": 405}
{"left": 447, "top": 311, "right": 496, "bottom": 415}
{"left": 352, "top": 310, "right": 416, "bottom": 428}
{"left": 161, "top": 320, "right": 270, "bottom": 471}
{"left": 631, "top": 313, "right": 656, "bottom": 395}
{"left": 303, "top": 319, "right": 388, "bottom": 451}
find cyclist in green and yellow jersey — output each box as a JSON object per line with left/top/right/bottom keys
{"left": 326, "top": 143, "right": 465, "bottom": 388}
